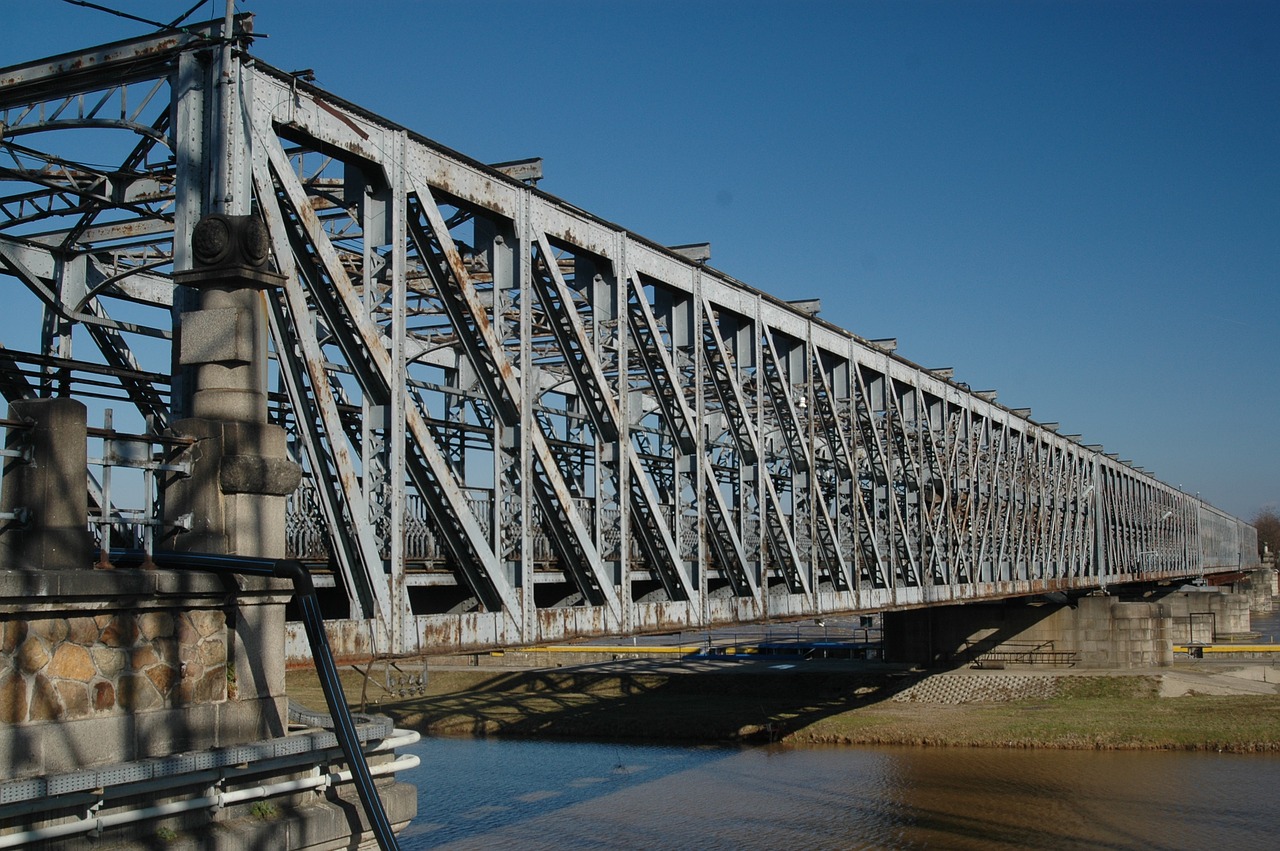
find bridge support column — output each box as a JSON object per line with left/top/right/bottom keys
{"left": 1236, "top": 567, "right": 1276, "bottom": 614}
{"left": 884, "top": 595, "right": 1174, "bottom": 669}
{"left": 1, "top": 214, "right": 413, "bottom": 849}
{"left": 1158, "top": 589, "right": 1253, "bottom": 641}
{"left": 166, "top": 214, "right": 300, "bottom": 559}
{"left": 0, "top": 396, "right": 320, "bottom": 844}
{"left": 159, "top": 213, "right": 303, "bottom": 750}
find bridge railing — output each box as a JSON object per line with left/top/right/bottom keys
{"left": 85, "top": 409, "right": 192, "bottom": 568}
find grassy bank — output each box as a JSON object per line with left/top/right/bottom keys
{"left": 284, "top": 664, "right": 1280, "bottom": 753}
{"left": 796, "top": 676, "right": 1280, "bottom": 751}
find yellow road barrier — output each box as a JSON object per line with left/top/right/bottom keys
{"left": 1174, "top": 645, "right": 1279, "bottom": 654}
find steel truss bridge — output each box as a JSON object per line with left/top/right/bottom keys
{"left": 0, "top": 18, "right": 1258, "bottom": 655}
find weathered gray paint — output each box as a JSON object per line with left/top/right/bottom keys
{"left": 0, "top": 20, "right": 1261, "bottom": 657}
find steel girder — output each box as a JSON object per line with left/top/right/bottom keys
{"left": 0, "top": 19, "right": 1260, "bottom": 653}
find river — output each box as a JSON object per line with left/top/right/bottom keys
{"left": 395, "top": 736, "right": 1280, "bottom": 850}
{"left": 1250, "top": 607, "right": 1280, "bottom": 643}
{"left": 396, "top": 605, "right": 1280, "bottom": 849}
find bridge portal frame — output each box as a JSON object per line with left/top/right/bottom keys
{"left": 0, "top": 17, "right": 1257, "bottom": 654}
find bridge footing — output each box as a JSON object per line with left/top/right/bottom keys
{"left": 0, "top": 568, "right": 416, "bottom": 849}
{"left": 0, "top": 402, "right": 414, "bottom": 849}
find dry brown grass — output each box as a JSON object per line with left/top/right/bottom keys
{"left": 285, "top": 665, "right": 1280, "bottom": 752}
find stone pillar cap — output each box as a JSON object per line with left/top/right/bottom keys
{"left": 173, "top": 214, "right": 285, "bottom": 290}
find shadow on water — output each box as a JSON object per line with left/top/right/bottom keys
{"left": 393, "top": 736, "right": 741, "bottom": 848}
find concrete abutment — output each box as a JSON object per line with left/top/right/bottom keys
{"left": 884, "top": 588, "right": 1257, "bottom": 669}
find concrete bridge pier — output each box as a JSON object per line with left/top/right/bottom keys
{"left": 883, "top": 595, "right": 1176, "bottom": 669}
{"left": 885, "top": 583, "right": 1267, "bottom": 670}
{"left": 1236, "top": 566, "right": 1277, "bottom": 614}
{"left": 1159, "top": 588, "right": 1253, "bottom": 642}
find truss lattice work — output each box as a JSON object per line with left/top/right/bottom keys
{"left": 0, "top": 19, "right": 1257, "bottom": 652}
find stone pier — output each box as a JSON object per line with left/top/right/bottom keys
{"left": 1236, "top": 565, "right": 1277, "bottom": 614}
{"left": 0, "top": 397, "right": 91, "bottom": 572}
{"left": 884, "top": 595, "right": 1175, "bottom": 669}
{"left": 0, "top": 214, "right": 415, "bottom": 848}
{"left": 165, "top": 214, "right": 301, "bottom": 558}
{"left": 1161, "top": 588, "right": 1253, "bottom": 641}
{"left": 884, "top": 584, "right": 1266, "bottom": 669}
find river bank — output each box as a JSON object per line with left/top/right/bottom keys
{"left": 284, "top": 657, "right": 1280, "bottom": 753}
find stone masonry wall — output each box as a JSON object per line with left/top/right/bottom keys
{"left": 0, "top": 609, "right": 227, "bottom": 725}
{"left": 0, "top": 569, "right": 291, "bottom": 779}
{"left": 1239, "top": 567, "right": 1276, "bottom": 613}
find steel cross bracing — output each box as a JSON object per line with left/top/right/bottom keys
{"left": 0, "top": 19, "right": 1259, "bottom": 652}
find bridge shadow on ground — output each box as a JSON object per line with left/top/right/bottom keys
{"left": 287, "top": 657, "right": 935, "bottom": 744}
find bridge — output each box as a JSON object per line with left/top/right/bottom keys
{"left": 0, "top": 17, "right": 1259, "bottom": 661}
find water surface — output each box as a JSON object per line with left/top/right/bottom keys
{"left": 397, "top": 737, "right": 1280, "bottom": 850}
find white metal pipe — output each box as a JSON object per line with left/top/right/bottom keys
{"left": 0, "top": 753, "right": 419, "bottom": 848}
{"left": 0, "top": 730, "right": 419, "bottom": 821}
{"left": 371, "top": 729, "right": 421, "bottom": 752}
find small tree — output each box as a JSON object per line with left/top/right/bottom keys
{"left": 1252, "top": 506, "right": 1280, "bottom": 558}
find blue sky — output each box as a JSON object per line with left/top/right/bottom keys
{"left": 3, "top": 1, "right": 1277, "bottom": 520}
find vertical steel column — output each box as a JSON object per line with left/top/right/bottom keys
{"left": 1093, "top": 454, "right": 1106, "bottom": 591}
{"left": 585, "top": 256, "right": 621, "bottom": 619}
{"left": 210, "top": 9, "right": 249, "bottom": 217}
{"left": 388, "top": 131, "right": 409, "bottom": 653}
{"left": 615, "top": 237, "right": 632, "bottom": 634}
{"left": 517, "top": 192, "right": 536, "bottom": 638}
{"left": 170, "top": 49, "right": 209, "bottom": 422}
{"left": 359, "top": 170, "right": 391, "bottom": 649}
{"left": 831, "top": 356, "right": 857, "bottom": 592}
{"left": 483, "top": 212, "right": 524, "bottom": 638}
{"left": 658, "top": 276, "right": 699, "bottom": 616}
{"left": 692, "top": 270, "right": 708, "bottom": 621}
